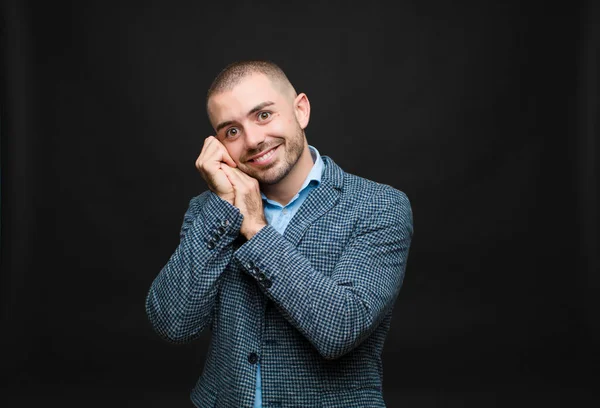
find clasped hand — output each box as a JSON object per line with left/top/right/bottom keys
{"left": 196, "top": 136, "right": 267, "bottom": 239}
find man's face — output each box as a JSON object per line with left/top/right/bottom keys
{"left": 207, "top": 73, "right": 308, "bottom": 185}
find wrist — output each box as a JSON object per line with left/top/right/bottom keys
{"left": 241, "top": 221, "right": 267, "bottom": 240}
{"left": 215, "top": 191, "right": 235, "bottom": 206}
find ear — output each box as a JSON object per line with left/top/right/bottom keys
{"left": 293, "top": 93, "right": 310, "bottom": 130}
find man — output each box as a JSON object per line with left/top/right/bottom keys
{"left": 145, "top": 60, "right": 413, "bottom": 407}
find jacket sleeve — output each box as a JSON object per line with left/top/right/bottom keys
{"left": 232, "top": 186, "right": 413, "bottom": 359}
{"left": 145, "top": 191, "right": 243, "bottom": 344}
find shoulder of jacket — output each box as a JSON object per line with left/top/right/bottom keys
{"left": 341, "top": 171, "right": 409, "bottom": 206}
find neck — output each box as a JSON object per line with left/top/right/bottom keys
{"left": 261, "top": 144, "right": 314, "bottom": 206}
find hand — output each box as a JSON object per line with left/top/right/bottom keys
{"left": 220, "top": 165, "right": 267, "bottom": 239}
{"left": 195, "top": 136, "right": 237, "bottom": 205}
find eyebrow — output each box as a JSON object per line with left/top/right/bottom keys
{"left": 215, "top": 101, "right": 276, "bottom": 133}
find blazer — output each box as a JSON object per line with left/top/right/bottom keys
{"left": 145, "top": 155, "right": 414, "bottom": 408}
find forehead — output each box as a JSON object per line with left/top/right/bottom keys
{"left": 208, "top": 74, "right": 288, "bottom": 122}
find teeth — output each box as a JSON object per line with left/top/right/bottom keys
{"left": 254, "top": 148, "right": 275, "bottom": 163}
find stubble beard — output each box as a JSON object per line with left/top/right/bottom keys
{"left": 244, "top": 127, "right": 305, "bottom": 186}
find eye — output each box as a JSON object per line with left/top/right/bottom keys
{"left": 257, "top": 111, "right": 271, "bottom": 121}
{"left": 225, "top": 127, "right": 239, "bottom": 138}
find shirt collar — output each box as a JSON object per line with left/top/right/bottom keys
{"left": 300, "top": 145, "right": 324, "bottom": 190}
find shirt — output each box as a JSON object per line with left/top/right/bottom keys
{"left": 253, "top": 145, "right": 324, "bottom": 408}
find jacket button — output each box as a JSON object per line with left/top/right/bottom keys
{"left": 248, "top": 352, "right": 258, "bottom": 364}
{"left": 257, "top": 272, "right": 266, "bottom": 282}
{"left": 207, "top": 240, "right": 216, "bottom": 249}
{"left": 264, "top": 279, "right": 272, "bottom": 288}
{"left": 217, "top": 226, "right": 226, "bottom": 235}
{"left": 245, "top": 260, "right": 255, "bottom": 270}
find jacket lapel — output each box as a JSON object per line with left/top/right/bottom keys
{"left": 283, "top": 156, "right": 344, "bottom": 246}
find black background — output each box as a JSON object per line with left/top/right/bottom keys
{"left": 1, "top": 0, "right": 598, "bottom": 407}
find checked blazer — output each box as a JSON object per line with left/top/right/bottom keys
{"left": 145, "top": 155, "right": 413, "bottom": 407}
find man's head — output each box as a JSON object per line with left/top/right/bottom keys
{"left": 206, "top": 60, "right": 311, "bottom": 186}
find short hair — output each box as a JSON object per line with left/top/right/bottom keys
{"left": 206, "top": 60, "right": 296, "bottom": 105}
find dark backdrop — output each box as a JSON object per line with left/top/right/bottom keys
{"left": 1, "top": 0, "right": 598, "bottom": 407}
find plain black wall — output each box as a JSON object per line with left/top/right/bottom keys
{"left": 1, "top": 0, "right": 598, "bottom": 407}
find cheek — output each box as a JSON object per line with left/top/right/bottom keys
{"left": 269, "top": 117, "right": 294, "bottom": 136}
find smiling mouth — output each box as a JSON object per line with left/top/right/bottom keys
{"left": 248, "top": 145, "right": 278, "bottom": 163}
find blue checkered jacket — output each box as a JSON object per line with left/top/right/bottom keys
{"left": 146, "top": 155, "right": 413, "bottom": 407}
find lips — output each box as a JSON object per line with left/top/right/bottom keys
{"left": 247, "top": 145, "right": 279, "bottom": 164}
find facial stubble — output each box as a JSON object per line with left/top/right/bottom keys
{"left": 243, "top": 126, "right": 306, "bottom": 186}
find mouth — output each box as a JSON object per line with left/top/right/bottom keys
{"left": 247, "top": 145, "right": 280, "bottom": 166}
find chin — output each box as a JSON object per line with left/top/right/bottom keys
{"left": 253, "top": 165, "right": 290, "bottom": 185}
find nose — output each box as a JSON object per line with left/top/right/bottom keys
{"left": 244, "top": 124, "right": 266, "bottom": 150}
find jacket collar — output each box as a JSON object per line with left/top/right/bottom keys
{"left": 282, "top": 155, "right": 343, "bottom": 245}
{"left": 319, "top": 155, "right": 344, "bottom": 191}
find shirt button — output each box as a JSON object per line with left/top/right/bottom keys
{"left": 248, "top": 352, "right": 258, "bottom": 364}
{"left": 282, "top": 208, "right": 288, "bottom": 215}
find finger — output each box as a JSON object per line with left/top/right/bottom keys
{"left": 223, "top": 164, "right": 260, "bottom": 193}
{"left": 200, "top": 136, "right": 219, "bottom": 159}
{"left": 201, "top": 136, "right": 217, "bottom": 156}
{"left": 230, "top": 166, "right": 259, "bottom": 186}
{"left": 196, "top": 136, "right": 215, "bottom": 168}
{"left": 220, "top": 163, "right": 245, "bottom": 187}
{"left": 197, "top": 136, "right": 236, "bottom": 170}
{"left": 211, "top": 139, "right": 236, "bottom": 168}
{"left": 222, "top": 165, "right": 259, "bottom": 195}
{"left": 230, "top": 168, "right": 256, "bottom": 186}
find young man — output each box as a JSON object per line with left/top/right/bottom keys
{"left": 145, "top": 60, "right": 414, "bottom": 407}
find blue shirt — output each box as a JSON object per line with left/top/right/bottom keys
{"left": 253, "top": 145, "right": 324, "bottom": 408}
